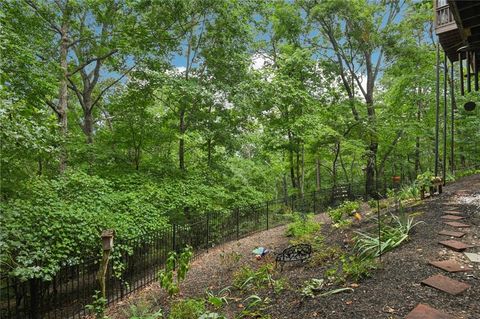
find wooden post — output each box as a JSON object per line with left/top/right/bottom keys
{"left": 98, "top": 230, "right": 114, "bottom": 300}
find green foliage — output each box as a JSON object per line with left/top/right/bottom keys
{"left": 340, "top": 255, "right": 378, "bottom": 282}
{"left": 455, "top": 168, "right": 480, "bottom": 179}
{"left": 301, "top": 278, "right": 324, "bottom": 298}
{"left": 198, "top": 313, "right": 226, "bottom": 319}
{"left": 168, "top": 299, "right": 205, "bottom": 319}
{"left": 205, "top": 286, "right": 231, "bottom": 309}
{"left": 0, "top": 170, "right": 170, "bottom": 280}
{"left": 328, "top": 201, "right": 360, "bottom": 224}
{"left": 398, "top": 184, "right": 420, "bottom": 200}
{"left": 233, "top": 264, "right": 274, "bottom": 291}
{"left": 125, "top": 301, "right": 163, "bottom": 319}
{"left": 309, "top": 246, "right": 341, "bottom": 267}
{"left": 158, "top": 246, "right": 193, "bottom": 297}
{"left": 354, "top": 215, "right": 424, "bottom": 258}
{"left": 415, "top": 171, "right": 435, "bottom": 189}
{"left": 3, "top": 0, "right": 480, "bottom": 308}
{"left": 285, "top": 213, "right": 320, "bottom": 238}
{"left": 85, "top": 291, "right": 108, "bottom": 319}
{"left": 238, "top": 295, "right": 271, "bottom": 319}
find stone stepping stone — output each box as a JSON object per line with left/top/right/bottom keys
{"left": 440, "top": 215, "right": 465, "bottom": 220}
{"left": 421, "top": 274, "right": 471, "bottom": 295}
{"left": 429, "top": 260, "right": 472, "bottom": 273}
{"left": 444, "top": 221, "right": 471, "bottom": 228}
{"left": 464, "top": 252, "right": 480, "bottom": 263}
{"left": 439, "top": 240, "right": 474, "bottom": 251}
{"left": 405, "top": 304, "right": 455, "bottom": 319}
{"left": 444, "top": 210, "right": 463, "bottom": 215}
{"left": 438, "top": 230, "right": 466, "bottom": 238}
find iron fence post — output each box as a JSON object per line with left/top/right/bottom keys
{"left": 206, "top": 212, "right": 210, "bottom": 252}
{"left": 172, "top": 224, "right": 176, "bottom": 252}
{"left": 29, "top": 278, "right": 39, "bottom": 319}
{"left": 236, "top": 208, "right": 239, "bottom": 240}
{"left": 266, "top": 201, "right": 269, "bottom": 230}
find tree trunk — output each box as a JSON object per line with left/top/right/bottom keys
{"left": 332, "top": 141, "right": 340, "bottom": 188}
{"left": 415, "top": 87, "right": 422, "bottom": 175}
{"left": 365, "top": 91, "right": 378, "bottom": 198}
{"left": 58, "top": 21, "right": 69, "bottom": 173}
{"left": 296, "top": 146, "right": 301, "bottom": 195}
{"left": 179, "top": 108, "right": 186, "bottom": 171}
{"left": 315, "top": 157, "right": 321, "bottom": 191}
{"left": 83, "top": 108, "right": 94, "bottom": 144}
{"left": 300, "top": 143, "right": 305, "bottom": 198}
{"left": 287, "top": 130, "right": 296, "bottom": 188}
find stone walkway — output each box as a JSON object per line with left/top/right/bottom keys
{"left": 406, "top": 188, "right": 480, "bottom": 319}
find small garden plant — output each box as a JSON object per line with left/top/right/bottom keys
{"left": 158, "top": 246, "right": 193, "bottom": 297}
{"left": 285, "top": 213, "right": 320, "bottom": 238}
{"left": 327, "top": 201, "right": 360, "bottom": 224}
{"left": 354, "top": 215, "right": 424, "bottom": 258}
{"left": 168, "top": 299, "right": 205, "bottom": 319}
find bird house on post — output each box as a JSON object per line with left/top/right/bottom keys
{"left": 101, "top": 230, "right": 114, "bottom": 251}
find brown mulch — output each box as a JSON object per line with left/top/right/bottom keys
{"left": 106, "top": 174, "right": 480, "bottom": 319}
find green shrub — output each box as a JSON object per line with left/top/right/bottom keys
{"left": 328, "top": 201, "right": 360, "bottom": 223}
{"left": 415, "top": 171, "right": 434, "bottom": 189}
{"left": 341, "top": 255, "right": 377, "bottom": 282}
{"left": 398, "top": 184, "right": 420, "bottom": 200}
{"left": 285, "top": 213, "right": 320, "bottom": 238}
{"left": 354, "top": 215, "right": 424, "bottom": 258}
{"left": 168, "top": 299, "right": 205, "bottom": 319}
{"left": 125, "top": 301, "right": 163, "bottom": 319}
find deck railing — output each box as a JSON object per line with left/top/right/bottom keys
{"left": 435, "top": 3, "right": 457, "bottom": 33}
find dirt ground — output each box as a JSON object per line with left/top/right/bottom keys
{"left": 106, "top": 174, "right": 480, "bottom": 319}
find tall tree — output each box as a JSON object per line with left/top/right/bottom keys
{"left": 305, "top": 0, "right": 406, "bottom": 197}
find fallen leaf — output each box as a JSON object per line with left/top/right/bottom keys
{"left": 346, "top": 300, "right": 353, "bottom": 305}
{"left": 383, "top": 306, "right": 395, "bottom": 313}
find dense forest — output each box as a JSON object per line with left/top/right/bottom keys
{"left": 1, "top": 0, "right": 479, "bottom": 282}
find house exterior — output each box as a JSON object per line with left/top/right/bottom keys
{"left": 434, "top": 0, "right": 480, "bottom": 94}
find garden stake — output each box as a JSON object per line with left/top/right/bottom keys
{"left": 377, "top": 198, "right": 382, "bottom": 263}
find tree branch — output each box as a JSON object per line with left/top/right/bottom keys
{"left": 68, "top": 49, "right": 118, "bottom": 76}
{"left": 46, "top": 100, "right": 60, "bottom": 116}
{"left": 24, "top": 0, "right": 62, "bottom": 34}
{"left": 91, "top": 64, "right": 136, "bottom": 109}
{"left": 67, "top": 78, "right": 85, "bottom": 109}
